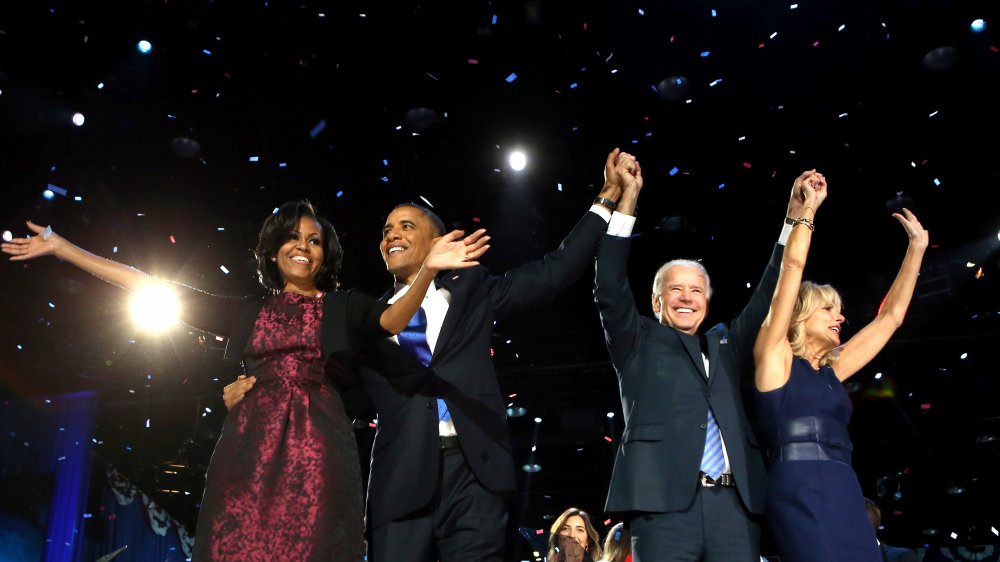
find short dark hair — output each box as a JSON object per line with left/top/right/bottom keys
{"left": 391, "top": 202, "right": 445, "bottom": 236}
{"left": 255, "top": 200, "right": 343, "bottom": 293}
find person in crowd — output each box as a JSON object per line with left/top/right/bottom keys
{"left": 752, "top": 170, "right": 928, "bottom": 562}
{"left": 548, "top": 507, "right": 604, "bottom": 562}
{"left": 865, "top": 497, "right": 921, "bottom": 562}
{"left": 598, "top": 522, "right": 631, "bottom": 562}
{"left": 593, "top": 153, "right": 812, "bottom": 559}
{"left": 2, "top": 200, "right": 486, "bottom": 561}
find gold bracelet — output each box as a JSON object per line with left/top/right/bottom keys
{"left": 793, "top": 217, "right": 815, "bottom": 231}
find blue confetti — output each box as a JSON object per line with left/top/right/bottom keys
{"left": 310, "top": 119, "right": 327, "bottom": 139}
{"left": 492, "top": 14, "right": 498, "bottom": 25}
{"left": 700, "top": 51, "right": 711, "bottom": 57}
{"left": 248, "top": 156, "right": 260, "bottom": 162}
{"left": 669, "top": 167, "right": 679, "bottom": 176}
{"left": 336, "top": 190, "right": 344, "bottom": 198}
{"left": 570, "top": 82, "right": 578, "bottom": 89}
{"left": 505, "top": 73, "right": 518, "bottom": 83}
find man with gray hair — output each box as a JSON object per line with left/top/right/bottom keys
{"left": 593, "top": 160, "right": 815, "bottom": 561}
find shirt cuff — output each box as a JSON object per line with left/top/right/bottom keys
{"left": 778, "top": 222, "right": 793, "bottom": 245}
{"left": 589, "top": 204, "right": 613, "bottom": 222}
{"left": 608, "top": 212, "right": 636, "bottom": 237}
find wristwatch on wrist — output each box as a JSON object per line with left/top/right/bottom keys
{"left": 594, "top": 197, "right": 618, "bottom": 211}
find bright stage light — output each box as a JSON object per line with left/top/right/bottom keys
{"left": 72, "top": 112, "right": 85, "bottom": 127}
{"left": 971, "top": 19, "right": 986, "bottom": 33}
{"left": 509, "top": 151, "right": 527, "bottom": 171}
{"left": 137, "top": 40, "right": 153, "bottom": 54}
{"left": 129, "top": 283, "right": 180, "bottom": 333}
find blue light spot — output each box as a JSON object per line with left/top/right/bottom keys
{"left": 971, "top": 19, "right": 986, "bottom": 33}
{"left": 202, "top": 49, "right": 212, "bottom": 56}
{"left": 933, "top": 178, "right": 941, "bottom": 186}
{"left": 711, "top": 9, "right": 717, "bottom": 17}
{"left": 700, "top": 51, "right": 710, "bottom": 57}
{"left": 492, "top": 14, "right": 498, "bottom": 25}
{"left": 505, "top": 73, "right": 518, "bottom": 83}
{"left": 137, "top": 40, "right": 152, "bottom": 54}
{"left": 718, "top": 183, "right": 726, "bottom": 189}
{"left": 669, "top": 167, "right": 679, "bottom": 176}
{"left": 569, "top": 82, "right": 578, "bottom": 89}
{"left": 336, "top": 191, "right": 344, "bottom": 198}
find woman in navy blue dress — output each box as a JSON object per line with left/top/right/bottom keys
{"left": 752, "top": 171, "right": 928, "bottom": 562}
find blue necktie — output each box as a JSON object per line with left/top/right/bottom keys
{"left": 397, "top": 307, "right": 451, "bottom": 422}
{"left": 700, "top": 408, "right": 724, "bottom": 480}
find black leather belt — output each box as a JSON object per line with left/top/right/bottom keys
{"left": 440, "top": 435, "right": 460, "bottom": 450}
{"left": 699, "top": 472, "right": 735, "bottom": 488}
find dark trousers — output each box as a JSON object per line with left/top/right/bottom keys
{"left": 629, "top": 485, "right": 762, "bottom": 562}
{"left": 369, "top": 447, "right": 508, "bottom": 562}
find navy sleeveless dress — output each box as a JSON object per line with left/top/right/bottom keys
{"left": 753, "top": 357, "right": 880, "bottom": 562}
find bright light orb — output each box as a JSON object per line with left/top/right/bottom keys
{"left": 137, "top": 40, "right": 153, "bottom": 54}
{"left": 509, "top": 151, "right": 527, "bottom": 171}
{"left": 72, "top": 112, "right": 85, "bottom": 127}
{"left": 130, "top": 283, "right": 180, "bottom": 333}
{"left": 971, "top": 19, "right": 986, "bottom": 33}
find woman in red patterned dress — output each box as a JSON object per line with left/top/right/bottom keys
{"left": 2, "top": 200, "right": 489, "bottom": 561}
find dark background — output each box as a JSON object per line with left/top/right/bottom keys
{"left": 2, "top": 0, "right": 999, "bottom": 558}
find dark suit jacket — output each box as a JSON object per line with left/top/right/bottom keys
{"left": 594, "top": 234, "right": 781, "bottom": 515}
{"left": 358, "top": 211, "right": 608, "bottom": 528}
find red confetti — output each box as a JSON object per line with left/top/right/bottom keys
{"left": 536, "top": 529, "right": 545, "bottom": 535}
{"left": 169, "top": 235, "right": 176, "bottom": 244}
{"left": 508, "top": 393, "right": 518, "bottom": 398}
{"left": 670, "top": 35, "right": 676, "bottom": 43}
{"left": 604, "top": 436, "right": 613, "bottom": 442}
{"left": 812, "top": 41, "right": 820, "bottom": 47}
{"left": 920, "top": 403, "right": 932, "bottom": 410}
{"left": 758, "top": 43, "right": 766, "bottom": 49}
{"left": 604, "top": 518, "right": 612, "bottom": 525}
{"left": 743, "top": 162, "right": 752, "bottom": 168}
{"left": 473, "top": 217, "right": 481, "bottom": 222}
{"left": 468, "top": 59, "right": 479, "bottom": 64}
{"left": 490, "top": 348, "right": 495, "bottom": 357}
{"left": 368, "top": 422, "right": 377, "bottom": 428}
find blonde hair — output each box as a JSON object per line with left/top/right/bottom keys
{"left": 788, "top": 281, "right": 843, "bottom": 366}
{"left": 601, "top": 522, "right": 631, "bottom": 562}
{"left": 547, "top": 508, "right": 603, "bottom": 561}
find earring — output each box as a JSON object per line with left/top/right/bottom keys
{"left": 271, "top": 257, "right": 277, "bottom": 262}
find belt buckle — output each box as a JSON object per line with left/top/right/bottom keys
{"left": 699, "top": 473, "right": 716, "bottom": 487}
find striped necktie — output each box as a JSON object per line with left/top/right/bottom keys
{"left": 700, "top": 408, "right": 724, "bottom": 480}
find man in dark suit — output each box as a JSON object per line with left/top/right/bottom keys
{"left": 593, "top": 158, "right": 808, "bottom": 561}
{"left": 225, "top": 149, "right": 634, "bottom": 561}
{"left": 865, "top": 497, "right": 921, "bottom": 562}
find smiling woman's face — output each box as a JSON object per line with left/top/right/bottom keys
{"left": 276, "top": 215, "right": 324, "bottom": 292}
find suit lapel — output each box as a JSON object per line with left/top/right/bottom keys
{"left": 675, "top": 330, "right": 708, "bottom": 381}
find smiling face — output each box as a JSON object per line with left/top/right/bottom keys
{"left": 652, "top": 265, "right": 709, "bottom": 335}
{"left": 380, "top": 205, "right": 439, "bottom": 285}
{"left": 277, "top": 215, "right": 324, "bottom": 293}
{"left": 803, "top": 302, "right": 845, "bottom": 351}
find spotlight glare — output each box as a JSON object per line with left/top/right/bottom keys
{"left": 521, "top": 463, "right": 542, "bottom": 473}
{"left": 72, "top": 112, "right": 85, "bottom": 127}
{"left": 509, "top": 151, "right": 527, "bottom": 171}
{"left": 42, "top": 189, "right": 55, "bottom": 200}
{"left": 971, "top": 19, "right": 986, "bottom": 33}
{"left": 137, "top": 40, "right": 153, "bottom": 54}
{"left": 533, "top": 417, "right": 542, "bottom": 423}
{"left": 606, "top": 412, "right": 615, "bottom": 418}
{"left": 129, "top": 283, "right": 180, "bottom": 333}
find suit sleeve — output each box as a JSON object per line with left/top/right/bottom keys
{"left": 173, "top": 283, "right": 244, "bottom": 337}
{"left": 484, "top": 211, "right": 606, "bottom": 320}
{"left": 727, "top": 243, "right": 783, "bottom": 363}
{"left": 594, "top": 234, "right": 642, "bottom": 372}
{"left": 346, "top": 290, "right": 392, "bottom": 340}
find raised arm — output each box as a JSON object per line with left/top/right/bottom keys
{"left": 594, "top": 151, "right": 645, "bottom": 368}
{"left": 831, "top": 208, "right": 928, "bottom": 381}
{"left": 754, "top": 170, "right": 827, "bottom": 392}
{"left": 378, "top": 228, "right": 490, "bottom": 334}
{"left": 3, "top": 221, "right": 152, "bottom": 290}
